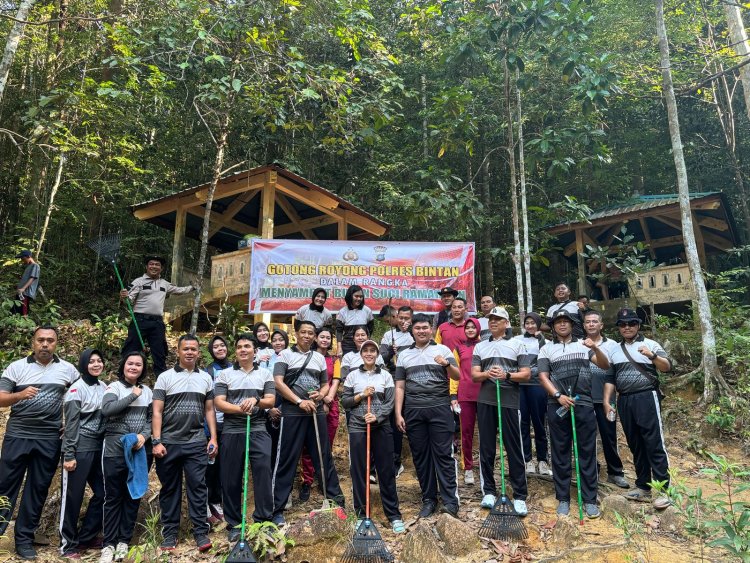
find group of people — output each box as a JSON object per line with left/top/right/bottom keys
{"left": 0, "top": 255, "right": 674, "bottom": 562}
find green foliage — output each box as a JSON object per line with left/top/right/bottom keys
{"left": 128, "top": 506, "right": 168, "bottom": 563}
{"left": 662, "top": 453, "right": 750, "bottom": 561}
{"left": 238, "top": 521, "right": 294, "bottom": 560}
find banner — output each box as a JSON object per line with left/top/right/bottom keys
{"left": 248, "top": 240, "right": 475, "bottom": 314}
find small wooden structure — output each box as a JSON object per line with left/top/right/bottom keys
{"left": 547, "top": 192, "right": 738, "bottom": 320}
{"left": 131, "top": 164, "right": 389, "bottom": 319}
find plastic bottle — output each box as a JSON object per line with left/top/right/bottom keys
{"left": 555, "top": 395, "right": 580, "bottom": 418}
{"left": 607, "top": 402, "right": 617, "bottom": 422}
{"left": 207, "top": 444, "right": 216, "bottom": 465}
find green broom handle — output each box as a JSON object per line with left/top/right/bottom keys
{"left": 111, "top": 261, "right": 146, "bottom": 350}
{"left": 495, "top": 379, "right": 506, "bottom": 498}
{"left": 241, "top": 413, "right": 251, "bottom": 540}
{"left": 570, "top": 399, "right": 584, "bottom": 523}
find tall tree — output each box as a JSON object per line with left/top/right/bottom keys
{"left": 0, "top": 0, "right": 36, "bottom": 105}
{"left": 655, "top": 0, "right": 730, "bottom": 401}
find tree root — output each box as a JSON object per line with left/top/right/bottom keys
{"left": 669, "top": 364, "right": 703, "bottom": 391}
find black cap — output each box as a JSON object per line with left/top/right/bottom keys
{"left": 15, "top": 250, "right": 32, "bottom": 258}
{"left": 551, "top": 309, "right": 576, "bottom": 324}
{"left": 144, "top": 255, "right": 166, "bottom": 266}
{"left": 616, "top": 308, "right": 641, "bottom": 325}
{"left": 439, "top": 286, "right": 459, "bottom": 297}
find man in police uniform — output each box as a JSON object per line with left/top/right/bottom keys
{"left": 120, "top": 256, "right": 195, "bottom": 375}
{"left": 0, "top": 326, "right": 79, "bottom": 560}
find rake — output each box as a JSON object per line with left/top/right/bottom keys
{"left": 226, "top": 414, "right": 257, "bottom": 562}
{"left": 478, "top": 379, "right": 528, "bottom": 541}
{"left": 570, "top": 393, "right": 585, "bottom": 525}
{"left": 87, "top": 234, "right": 145, "bottom": 351}
{"left": 309, "top": 403, "right": 345, "bottom": 519}
{"left": 342, "top": 396, "right": 393, "bottom": 563}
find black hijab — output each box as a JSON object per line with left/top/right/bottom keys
{"left": 78, "top": 348, "right": 104, "bottom": 386}
{"left": 252, "top": 322, "right": 272, "bottom": 349}
{"left": 208, "top": 335, "right": 231, "bottom": 369}
{"left": 309, "top": 288, "right": 327, "bottom": 313}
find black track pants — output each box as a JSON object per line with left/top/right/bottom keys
{"left": 59, "top": 450, "right": 105, "bottom": 553}
{"left": 271, "top": 413, "right": 342, "bottom": 517}
{"left": 102, "top": 453, "right": 153, "bottom": 548}
{"left": 389, "top": 411, "right": 403, "bottom": 467}
{"left": 155, "top": 441, "right": 209, "bottom": 539}
{"left": 122, "top": 315, "right": 167, "bottom": 375}
{"left": 476, "top": 403, "right": 527, "bottom": 500}
{"left": 617, "top": 391, "right": 669, "bottom": 490}
{"left": 404, "top": 404, "right": 459, "bottom": 508}
{"left": 520, "top": 385, "right": 549, "bottom": 463}
{"left": 547, "top": 403, "right": 598, "bottom": 503}
{"left": 0, "top": 437, "right": 61, "bottom": 547}
{"left": 593, "top": 403, "right": 624, "bottom": 477}
{"left": 220, "top": 431, "right": 273, "bottom": 526}
{"left": 349, "top": 425, "right": 401, "bottom": 521}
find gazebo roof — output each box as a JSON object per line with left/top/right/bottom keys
{"left": 131, "top": 164, "right": 389, "bottom": 250}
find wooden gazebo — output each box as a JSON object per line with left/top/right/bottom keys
{"left": 546, "top": 192, "right": 738, "bottom": 319}
{"left": 131, "top": 164, "right": 389, "bottom": 319}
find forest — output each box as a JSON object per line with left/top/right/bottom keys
{"left": 3, "top": 0, "right": 750, "bottom": 561}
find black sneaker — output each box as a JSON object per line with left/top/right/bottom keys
{"left": 440, "top": 504, "right": 459, "bottom": 517}
{"left": 418, "top": 501, "right": 437, "bottom": 518}
{"left": 195, "top": 534, "right": 212, "bottom": 552}
{"left": 227, "top": 528, "right": 241, "bottom": 543}
{"left": 160, "top": 537, "right": 178, "bottom": 551}
{"left": 16, "top": 545, "right": 37, "bottom": 560}
{"left": 299, "top": 482, "right": 311, "bottom": 502}
{"left": 333, "top": 494, "right": 346, "bottom": 508}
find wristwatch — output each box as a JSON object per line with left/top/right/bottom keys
{"left": 505, "top": 372, "right": 512, "bottom": 382}
{"left": 295, "top": 398, "right": 303, "bottom": 406}
{"left": 553, "top": 392, "right": 561, "bottom": 399}
{"left": 152, "top": 438, "right": 162, "bottom": 446}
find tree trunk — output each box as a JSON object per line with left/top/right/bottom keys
{"left": 655, "top": 0, "right": 731, "bottom": 402}
{"left": 189, "top": 116, "right": 230, "bottom": 334}
{"left": 504, "top": 61, "right": 525, "bottom": 321}
{"left": 35, "top": 152, "right": 65, "bottom": 259}
{"left": 480, "top": 153, "right": 494, "bottom": 296}
{"left": 723, "top": 3, "right": 750, "bottom": 124}
{"left": 421, "top": 73, "right": 428, "bottom": 160}
{"left": 516, "top": 70, "right": 533, "bottom": 312}
{"left": 0, "top": 0, "right": 37, "bottom": 106}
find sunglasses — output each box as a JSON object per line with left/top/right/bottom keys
{"left": 618, "top": 321, "right": 640, "bottom": 327}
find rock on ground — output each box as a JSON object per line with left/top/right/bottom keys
{"left": 401, "top": 522, "right": 450, "bottom": 563}
{"left": 434, "top": 513, "right": 481, "bottom": 556}
{"left": 601, "top": 494, "right": 635, "bottom": 523}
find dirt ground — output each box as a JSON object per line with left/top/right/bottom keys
{"left": 0, "top": 386, "right": 746, "bottom": 562}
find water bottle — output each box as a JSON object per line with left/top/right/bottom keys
{"left": 607, "top": 402, "right": 617, "bottom": 422}
{"left": 555, "top": 395, "right": 579, "bottom": 418}
{"left": 207, "top": 444, "right": 216, "bottom": 465}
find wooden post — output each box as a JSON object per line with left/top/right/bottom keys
{"left": 338, "top": 218, "right": 347, "bottom": 240}
{"left": 692, "top": 212, "right": 707, "bottom": 268}
{"left": 256, "top": 171, "right": 276, "bottom": 325}
{"left": 260, "top": 170, "right": 276, "bottom": 239}
{"left": 575, "top": 229, "right": 587, "bottom": 296}
{"left": 172, "top": 206, "right": 187, "bottom": 285}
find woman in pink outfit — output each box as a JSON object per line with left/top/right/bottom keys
{"left": 453, "top": 318, "right": 482, "bottom": 485}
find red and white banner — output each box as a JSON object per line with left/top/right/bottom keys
{"left": 248, "top": 240, "right": 475, "bottom": 314}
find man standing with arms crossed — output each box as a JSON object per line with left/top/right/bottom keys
{"left": 395, "top": 314, "right": 461, "bottom": 517}
{"left": 0, "top": 326, "right": 79, "bottom": 560}
{"left": 120, "top": 256, "right": 195, "bottom": 375}
{"left": 151, "top": 334, "right": 218, "bottom": 553}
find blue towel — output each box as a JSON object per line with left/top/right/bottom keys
{"left": 120, "top": 433, "right": 149, "bottom": 500}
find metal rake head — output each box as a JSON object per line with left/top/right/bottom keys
{"left": 478, "top": 497, "right": 528, "bottom": 541}
{"left": 341, "top": 519, "right": 394, "bottom": 563}
{"left": 87, "top": 233, "right": 121, "bottom": 262}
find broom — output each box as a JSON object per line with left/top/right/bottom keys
{"left": 478, "top": 379, "right": 528, "bottom": 541}
{"left": 226, "top": 414, "right": 256, "bottom": 562}
{"left": 342, "top": 397, "right": 393, "bottom": 562}
{"left": 569, "top": 395, "right": 585, "bottom": 525}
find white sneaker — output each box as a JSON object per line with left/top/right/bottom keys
{"left": 285, "top": 493, "right": 293, "bottom": 509}
{"left": 210, "top": 503, "right": 224, "bottom": 518}
{"left": 480, "top": 494, "right": 496, "bottom": 508}
{"left": 99, "top": 546, "right": 115, "bottom": 563}
{"left": 114, "top": 543, "right": 128, "bottom": 561}
{"left": 464, "top": 470, "right": 475, "bottom": 485}
{"left": 525, "top": 461, "right": 536, "bottom": 474}
{"left": 538, "top": 460, "right": 553, "bottom": 476}
{"left": 395, "top": 464, "right": 405, "bottom": 479}
{"left": 513, "top": 499, "right": 528, "bottom": 516}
